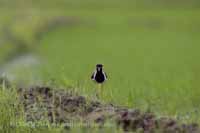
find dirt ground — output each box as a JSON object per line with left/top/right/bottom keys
{"left": 17, "top": 86, "right": 199, "bottom": 133}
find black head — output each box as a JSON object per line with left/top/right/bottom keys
{"left": 96, "top": 64, "right": 103, "bottom": 71}
{"left": 96, "top": 64, "right": 103, "bottom": 68}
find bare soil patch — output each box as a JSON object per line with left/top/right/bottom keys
{"left": 17, "top": 86, "right": 199, "bottom": 133}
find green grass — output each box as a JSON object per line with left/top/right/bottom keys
{"left": 36, "top": 9, "right": 200, "bottom": 122}
{"left": 0, "top": 87, "right": 123, "bottom": 133}
{"left": 0, "top": 0, "right": 200, "bottom": 132}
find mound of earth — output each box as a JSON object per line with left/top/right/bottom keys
{"left": 17, "top": 86, "right": 199, "bottom": 133}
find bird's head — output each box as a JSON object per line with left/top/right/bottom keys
{"left": 96, "top": 64, "right": 103, "bottom": 71}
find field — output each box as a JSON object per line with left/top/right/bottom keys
{"left": 0, "top": 0, "right": 200, "bottom": 132}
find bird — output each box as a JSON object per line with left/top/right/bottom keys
{"left": 91, "top": 64, "right": 107, "bottom": 83}
{"left": 91, "top": 64, "right": 107, "bottom": 97}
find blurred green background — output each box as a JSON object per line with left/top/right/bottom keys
{"left": 1, "top": 0, "right": 200, "bottom": 122}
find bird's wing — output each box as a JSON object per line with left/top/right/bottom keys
{"left": 91, "top": 71, "right": 96, "bottom": 80}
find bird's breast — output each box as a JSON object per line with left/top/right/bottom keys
{"left": 95, "top": 72, "right": 105, "bottom": 83}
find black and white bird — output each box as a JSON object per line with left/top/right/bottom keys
{"left": 91, "top": 64, "right": 107, "bottom": 84}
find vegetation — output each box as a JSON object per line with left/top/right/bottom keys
{"left": 0, "top": 0, "right": 200, "bottom": 132}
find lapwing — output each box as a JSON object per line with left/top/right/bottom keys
{"left": 91, "top": 64, "right": 107, "bottom": 97}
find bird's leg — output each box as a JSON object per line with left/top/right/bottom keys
{"left": 96, "top": 84, "right": 101, "bottom": 99}
{"left": 100, "top": 84, "right": 103, "bottom": 97}
{"left": 98, "top": 84, "right": 104, "bottom": 98}
{"left": 95, "top": 84, "right": 104, "bottom": 100}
